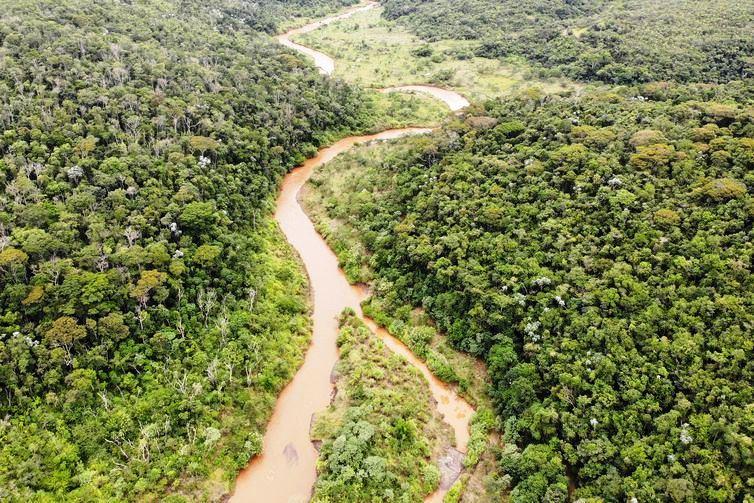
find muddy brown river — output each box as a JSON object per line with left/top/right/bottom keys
{"left": 231, "top": 5, "right": 473, "bottom": 503}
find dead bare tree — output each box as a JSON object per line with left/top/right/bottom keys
{"left": 216, "top": 308, "right": 229, "bottom": 345}
{"left": 0, "top": 223, "right": 9, "bottom": 251}
{"left": 197, "top": 288, "right": 217, "bottom": 327}
{"left": 124, "top": 226, "right": 141, "bottom": 247}
{"left": 247, "top": 287, "right": 257, "bottom": 312}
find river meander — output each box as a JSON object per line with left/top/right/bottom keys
{"left": 231, "top": 5, "right": 473, "bottom": 502}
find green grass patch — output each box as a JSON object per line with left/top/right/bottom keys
{"left": 365, "top": 90, "right": 449, "bottom": 130}
{"left": 294, "top": 6, "right": 576, "bottom": 101}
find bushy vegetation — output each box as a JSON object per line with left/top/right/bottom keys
{"left": 294, "top": 5, "right": 575, "bottom": 100}
{"left": 303, "top": 81, "right": 754, "bottom": 501}
{"left": 220, "top": 0, "right": 358, "bottom": 33}
{"left": 382, "top": 0, "right": 754, "bottom": 84}
{"left": 311, "top": 309, "right": 444, "bottom": 502}
{"left": 305, "top": 141, "right": 502, "bottom": 502}
{"left": 0, "top": 0, "right": 373, "bottom": 499}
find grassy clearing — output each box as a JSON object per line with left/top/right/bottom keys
{"left": 275, "top": 0, "right": 362, "bottom": 32}
{"left": 294, "top": 6, "right": 575, "bottom": 101}
{"left": 365, "top": 90, "right": 449, "bottom": 130}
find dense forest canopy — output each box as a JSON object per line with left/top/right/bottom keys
{"left": 382, "top": 0, "right": 754, "bottom": 84}
{"left": 0, "top": 0, "right": 369, "bottom": 499}
{"left": 305, "top": 81, "right": 754, "bottom": 500}
{"left": 3, "top": 0, "right": 754, "bottom": 500}
{"left": 219, "top": 0, "right": 358, "bottom": 33}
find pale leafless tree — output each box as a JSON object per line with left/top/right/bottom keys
{"left": 244, "top": 340, "right": 261, "bottom": 386}
{"left": 98, "top": 391, "right": 111, "bottom": 411}
{"left": 96, "top": 250, "right": 109, "bottom": 272}
{"left": 124, "top": 226, "right": 141, "bottom": 247}
{"left": 0, "top": 224, "right": 10, "bottom": 251}
{"left": 197, "top": 288, "right": 217, "bottom": 327}
{"left": 216, "top": 309, "right": 229, "bottom": 345}
{"left": 247, "top": 287, "right": 257, "bottom": 312}
{"left": 172, "top": 371, "right": 189, "bottom": 395}
{"left": 206, "top": 358, "right": 219, "bottom": 386}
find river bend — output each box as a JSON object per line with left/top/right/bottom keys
{"left": 231, "top": 6, "right": 473, "bottom": 502}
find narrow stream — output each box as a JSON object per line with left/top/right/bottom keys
{"left": 276, "top": 2, "right": 378, "bottom": 76}
{"left": 276, "top": 2, "right": 470, "bottom": 112}
{"left": 231, "top": 6, "right": 473, "bottom": 503}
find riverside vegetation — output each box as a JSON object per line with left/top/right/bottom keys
{"left": 3, "top": 0, "right": 754, "bottom": 501}
{"left": 381, "top": 0, "right": 754, "bottom": 84}
{"left": 310, "top": 309, "right": 447, "bottom": 501}
{"left": 303, "top": 81, "right": 754, "bottom": 501}
{"left": 0, "top": 0, "right": 435, "bottom": 499}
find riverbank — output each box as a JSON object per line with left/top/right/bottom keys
{"left": 231, "top": 129, "right": 478, "bottom": 503}
{"left": 230, "top": 4, "right": 491, "bottom": 501}
{"left": 301, "top": 135, "right": 502, "bottom": 502}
